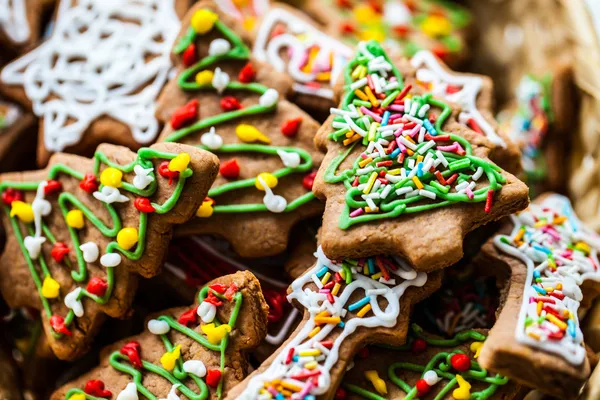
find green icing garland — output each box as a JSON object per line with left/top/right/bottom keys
{"left": 0, "top": 148, "right": 193, "bottom": 338}
{"left": 325, "top": 41, "right": 506, "bottom": 229}
{"left": 165, "top": 15, "right": 315, "bottom": 214}
{"left": 64, "top": 286, "right": 243, "bottom": 400}
{"left": 344, "top": 324, "right": 509, "bottom": 400}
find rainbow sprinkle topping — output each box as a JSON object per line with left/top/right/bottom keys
{"left": 495, "top": 194, "right": 600, "bottom": 365}
{"left": 238, "top": 246, "right": 428, "bottom": 399}
{"left": 324, "top": 41, "right": 506, "bottom": 229}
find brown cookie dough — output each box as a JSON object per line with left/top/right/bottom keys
{"left": 0, "top": 142, "right": 219, "bottom": 360}
{"left": 226, "top": 249, "right": 443, "bottom": 399}
{"left": 476, "top": 193, "right": 600, "bottom": 398}
{"left": 0, "top": 0, "right": 192, "bottom": 166}
{"left": 156, "top": 0, "right": 324, "bottom": 258}
{"left": 51, "top": 271, "right": 269, "bottom": 400}
{"left": 340, "top": 326, "right": 522, "bottom": 400}
{"left": 313, "top": 42, "right": 529, "bottom": 270}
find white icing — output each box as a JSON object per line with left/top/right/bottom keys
{"left": 253, "top": 8, "right": 352, "bottom": 100}
{"left": 423, "top": 370, "right": 441, "bottom": 385}
{"left": 93, "top": 186, "right": 129, "bottom": 204}
{"left": 79, "top": 242, "right": 99, "bottom": 263}
{"left": 208, "top": 38, "right": 231, "bottom": 56}
{"left": 197, "top": 301, "right": 216, "bottom": 323}
{"left": 116, "top": 382, "right": 139, "bottom": 400}
{"left": 182, "top": 360, "right": 206, "bottom": 377}
{"left": 160, "top": 384, "right": 180, "bottom": 400}
{"left": 64, "top": 287, "right": 84, "bottom": 317}
{"left": 494, "top": 194, "right": 600, "bottom": 365}
{"left": 200, "top": 126, "right": 223, "bottom": 150}
{"left": 276, "top": 149, "right": 300, "bottom": 168}
{"left": 100, "top": 253, "right": 121, "bottom": 268}
{"left": 265, "top": 307, "right": 300, "bottom": 346}
{"left": 410, "top": 50, "right": 507, "bottom": 148}
{"left": 132, "top": 165, "right": 155, "bottom": 190}
{"left": 238, "top": 246, "right": 428, "bottom": 398}
{"left": 24, "top": 236, "right": 46, "bottom": 260}
{"left": 0, "top": 0, "right": 180, "bottom": 152}
{"left": 148, "top": 318, "right": 170, "bottom": 335}
{"left": 383, "top": 2, "right": 412, "bottom": 27}
{"left": 259, "top": 88, "right": 279, "bottom": 108}
{"left": 0, "top": 0, "right": 30, "bottom": 44}
{"left": 258, "top": 176, "right": 287, "bottom": 213}
{"left": 212, "top": 67, "right": 230, "bottom": 94}
{"left": 25, "top": 181, "right": 52, "bottom": 259}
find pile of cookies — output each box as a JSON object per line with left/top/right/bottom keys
{"left": 1, "top": 0, "right": 600, "bottom": 399}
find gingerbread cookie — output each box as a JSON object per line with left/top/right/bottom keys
{"left": 52, "top": 271, "right": 269, "bottom": 400}
{"left": 477, "top": 193, "right": 600, "bottom": 398}
{"left": 156, "top": 0, "right": 324, "bottom": 258}
{"left": 252, "top": 4, "right": 353, "bottom": 115}
{"left": 0, "top": 98, "right": 36, "bottom": 171}
{"left": 340, "top": 324, "right": 521, "bottom": 400}
{"left": 498, "top": 69, "right": 573, "bottom": 196}
{"left": 0, "top": 142, "right": 219, "bottom": 360}
{"left": 226, "top": 246, "right": 443, "bottom": 399}
{"left": 299, "top": 0, "right": 472, "bottom": 67}
{"left": 313, "top": 40, "right": 529, "bottom": 269}
{"left": 0, "top": 0, "right": 191, "bottom": 166}
{"left": 0, "top": 0, "right": 44, "bottom": 53}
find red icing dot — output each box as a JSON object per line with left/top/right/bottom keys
{"left": 120, "top": 341, "right": 142, "bottom": 369}
{"left": 44, "top": 180, "right": 62, "bottom": 195}
{"left": 2, "top": 188, "right": 23, "bottom": 205}
{"left": 219, "top": 159, "right": 240, "bottom": 179}
{"left": 281, "top": 117, "right": 302, "bottom": 137}
{"left": 84, "top": 380, "right": 112, "bottom": 398}
{"left": 451, "top": 353, "right": 471, "bottom": 372}
{"left": 87, "top": 277, "right": 108, "bottom": 297}
{"left": 416, "top": 379, "right": 431, "bottom": 396}
{"left": 178, "top": 306, "right": 198, "bottom": 327}
{"left": 220, "top": 96, "right": 242, "bottom": 111}
{"left": 171, "top": 99, "right": 199, "bottom": 130}
{"left": 79, "top": 173, "right": 99, "bottom": 194}
{"left": 49, "top": 315, "right": 72, "bottom": 336}
{"left": 50, "top": 242, "right": 69, "bottom": 263}
{"left": 134, "top": 197, "right": 155, "bottom": 213}
{"left": 302, "top": 171, "right": 317, "bottom": 191}
{"left": 411, "top": 338, "right": 427, "bottom": 354}
{"left": 206, "top": 369, "right": 222, "bottom": 388}
{"left": 238, "top": 62, "right": 256, "bottom": 83}
{"left": 182, "top": 43, "right": 197, "bottom": 67}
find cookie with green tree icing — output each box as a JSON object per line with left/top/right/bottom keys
{"left": 156, "top": 0, "right": 324, "bottom": 258}
{"left": 51, "top": 271, "right": 269, "bottom": 400}
{"left": 313, "top": 40, "right": 529, "bottom": 271}
{"left": 340, "top": 324, "right": 522, "bottom": 400}
{"left": 0, "top": 142, "right": 219, "bottom": 360}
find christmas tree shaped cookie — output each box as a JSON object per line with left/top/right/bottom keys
{"left": 226, "top": 246, "right": 443, "bottom": 399}
{"left": 299, "top": 0, "right": 472, "bottom": 67}
{"left": 476, "top": 194, "right": 600, "bottom": 398}
{"left": 52, "top": 271, "right": 269, "bottom": 400}
{"left": 0, "top": 142, "right": 219, "bottom": 360}
{"left": 252, "top": 4, "right": 354, "bottom": 112}
{"left": 0, "top": 0, "right": 190, "bottom": 165}
{"left": 156, "top": 0, "right": 324, "bottom": 258}
{"left": 340, "top": 324, "right": 521, "bottom": 400}
{"left": 313, "top": 40, "right": 529, "bottom": 270}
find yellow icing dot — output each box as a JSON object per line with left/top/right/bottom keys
{"left": 66, "top": 210, "right": 85, "bottom": 229}
{"left": 10, "top": 201, "right": 34, "bottom": 223}
{"left": 575, "top": 241, "right": 591, "bottom": 256}
{"left": 201, "top": 323, "right": 231, "bottom": 344}
{"left": 359, "top": 28, "right": 386, "bottom": 42}
{"left": 255, "top": 172, "right": 278, "bottom": 190}
{"left": 160, "top": 344, "right": 181, "bottom": 372}
{"left": 235, "top": 124, "right": 271, "bottom": 144}
{"left": 41, "top": 276, "right": 60, "bottom": 298}
{"left": 100, "top": 167, "right": 123, "bottom": 188}
{"left": 191, "top": 9, "right": 219, "bottom": 35}
{"left": 168, "top": 153, "right": 191, "bottom": 173}
{"left": 117, "top": 227, "right": 139, "bottom": 250}
{"left": 196, "top": 200, "right": 214, "bottom": 218}
{"left": 195, "top": 70, "right": 214, "bottom": 86}
{"left": 470, "top": 341, "right": 483, "bottom": 359}
{"left": 242, "top": 16, "right": 256, "bottom": 31}
{"left": 353, "top": 4, "right": 379, "bottom": 25}
{"left": 69, "top": 394, "right": 86, "bottom": 400}
{"left": 421, "top": 15, "right": 452, "bottom": 37}
{"left": 365, "top": 370, "right": 387, "bottom": 395}
{"left": 452, "top": 375, "right": 472, "bottom": 400}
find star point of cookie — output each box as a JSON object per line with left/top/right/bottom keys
{"left": 0, "top": 142, "right": 219, "bottom": 360}
{"left": 313, "top": 40, "right": 529, "bottom": 271}
{"left": 226, "top": 246, "right": 442, "bottom": 400}
{"left": 476, "top": 193, "right": 600, "bottom": 398}
{"left": 155, "top": 0, "right": 324, "bottom": 258}
{"left": 0, "top": 0, "right": 184, "bottom": 165}
{"left": 51, "top": 271, "right": 269, "bottom": 400}
{"left": 0, "top": 0, "right": 43, "bottom": 51}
